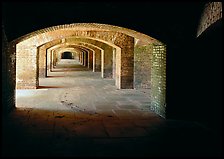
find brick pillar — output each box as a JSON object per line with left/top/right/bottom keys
{"left": 82, "top": 52, "right": 85, "bottom": 65}
{"left": 93, "top": 49, "right": 101, "bottom": 72}
{"left": 16, "top": 45, "right": 38, "bottom": 89}
{"left": 101, "top": 50, "right": 104, "bottom": 78}
{"left": 80, "top": 52, "right": 82, "bottom": 64}
{"left": 84, "top": 51, "right": 88, "bottom": 67}
{"left": 102, "top": 47, "right": 113, "bottom": 78}
{"left": 151, "top": 45, "right": 166, "bottom": 118}
{"left": 47, "top": 49, "right": 51, "bottom": 76}
{"left": 88, "top": 50, "right": 93, "bottom": 69}
{"left": 50, "top": 50, "right": 54, "bottom": 71}
{"left": 38, "top": 46, "right": 47, "bottom": 78}
{"left": 118, "top": 37, "right": 134, "bottom": 89}
{"left": 53, "top": 51, "right": 57, "bottom": 68}
{"left": 112, "top": 48, "right": 116, "bottom": 79}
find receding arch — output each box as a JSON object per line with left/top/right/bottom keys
{"left": 48, "top": 45, "right": 91, "bottom": 71}
{"left": 45, "top": 39, "right": 115, "bottom": 79}
{"left": 38, "top": 37, "right": 118, "bottom": 84}
{"left": 13, "top": 23, "right": 166, "bottom": 117}
{"left": 48, "top": 43, "right": 102, "bottom": 73}
{"left": 16, "top": 30, "right": 131, "bottom": 90}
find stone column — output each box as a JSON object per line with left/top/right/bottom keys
{"left": 118, "top": 37, "right": 134, "bottom": 89}
{"left": 80, "top": 52, "right": 83, "bottom": 64}
{"left": 16, "top": 45, "right": 38, "bottom": 89}
{"left": 50, "top": 50, "right": 54, "bottom": 71}
{"left": 53, "top": 51, "right": 57, "bottom": 68}
{"left": 151, "top": 45, "right": 166, "bottom": 118}
{"left": 38, "top": 46, "right": 47, "bottom": 78}
{"left": 112, "top": 48, "right": 116, "bottom": 79}
{"left": 84, "top": 51, "right": 88, "bottom": 67}
{"left": 93, "top": 49, "right": 101, "bottom": 72}
{"left": 102, "top": 46, "right": 113, "bottom": 78}
{"left": 88, "top": 50, "right": 93, "bottom": 69}
{"left": 46, "top": 49, "right": 51, "bottom": 76}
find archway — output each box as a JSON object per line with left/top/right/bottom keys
{"left": 61, "top": 52, "right": 73, "bottom": 59}
{"left": 9, "top": 23, "right": 166, "bottom": 118}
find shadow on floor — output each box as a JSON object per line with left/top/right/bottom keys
{"left": 37, "top": 86, "right": 66, "bottom": 89}
{"left": 46, "top": 76, "right": 64, "bottom": 78}
{"left": 1, "top": 108, "right": 222, "bottom": 157}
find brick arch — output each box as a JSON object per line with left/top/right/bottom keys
{"left": 49, "top": 43, "right": 103, "bottom": 72}
{"left": 14, "top": 23, "right": 166, "bottom": 118}
{"left": 47, "top": 39, "right": 115, "bottom": 79}
{"left": 35, "top": 36, "right": 120, "bottom": 90}
{"left": 197, "top": 2, "right": 222, "bottom": 37}
{"left": 38, "top": 39, "right": 103, "bottom": 78}
{"left": 16, "top": 29, "right": 131, "bottom": 89}
{"left": 12, "top": 23, "right": 162, "bottom": 45}
{"left": 56, "top": 47, "right": 82, "bottom": 55}
{"left": 49, "top": 45, "right": 93, "bottom": 72}
{"left": 37, "top": 40, "right": 91, "bottom": 78}
{"left": 53, "top": 47, "right": 85, "bottom": 65}
{"left": 44, "top": 40, "right": 115, "bottom": 79}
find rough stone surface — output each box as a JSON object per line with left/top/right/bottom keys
{"left": 151, "top": 45, "right": 166, "bottom": 118}
{"left": 12, "top": 23, "right": 162, "bottom": 45}
{"left": 197, "top": 2, "right": 222, "bottom": 37}
{"left": 2, "top": 27, "right": 15, "bottom": 113}
{"left": 134, "top": 44, "right": 152, "bottom": 89}
{"left": 38, "top": 39, "right": 61, "bottom": 78}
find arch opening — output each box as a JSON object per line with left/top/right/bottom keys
{"left": 11, "top": 23, "right": 166, "bottom": 118}
{"left": 61, "top": 51, "right": 74, "bottom": 59}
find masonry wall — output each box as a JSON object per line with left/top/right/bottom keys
{"left": 94, "top": 49, "right": 101, "bottom": 72}
{"left": 197, "top": 2, "right": 222, "bottom": 37}
{"left": 38, "top": 39, "right": 61, "bottom": 78}
{"left": 88, "top": 50, "right": 93, "bottom": 69}
{"left": 102, "top": 46, "right": 113, "bottom": 78}
{"left": 119, "top": 36, "right": 134, "bottom": 89}
{"left": 16, "top": 45, "right": 38, "bottom": 89}
{"left": 2, "top": 27, "right": 8, "bottom": 114}
{"left": 2, "top": 27, "right": 16, "bottom": 113}
{"left": 134, "top": 44, "right": 152, "bottom": 89}
{"left": 151, "top": 45, "right": 166, "bottom": 118}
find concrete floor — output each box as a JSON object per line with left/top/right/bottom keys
{"left": 1, "top": 59, "right": 221, "bottom": 157}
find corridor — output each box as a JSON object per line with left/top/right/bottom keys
{"left": 2, "top": 59, "right": 219, "bottom": 157}
{"left": 16, "top": 59, "right": 152, "bottom": 113}
{"left": 2, "top": 2, "right": 222, "bottom": 157}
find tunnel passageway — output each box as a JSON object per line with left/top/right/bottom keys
{"left": 2, "top": 2, "right": 222, "bottom": 157}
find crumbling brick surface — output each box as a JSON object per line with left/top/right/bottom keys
{"left": 197, "top": 2, "right": 222, "bottom": 37}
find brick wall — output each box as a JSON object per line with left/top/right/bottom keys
{"left": 197, "top": 2, "right": 222, "bottom": 37}
{"left": 151, "top": 45, "right": 166, "bottom": 118}
{"left": 134, "top": 44, "right": 153, "bottom": 89}
{"left": 2, "top": 26, "right": 16, "bottom": 114}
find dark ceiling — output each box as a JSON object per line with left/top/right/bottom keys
{"left": 2, "top": 1, "right": 205, "bottom": 44}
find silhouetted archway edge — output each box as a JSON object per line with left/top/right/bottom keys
{"left": 11, "top": 23, "right": 166, "bottom": 118}
{"left": 12, "top": 23, "right": 163, "bottom": 45}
